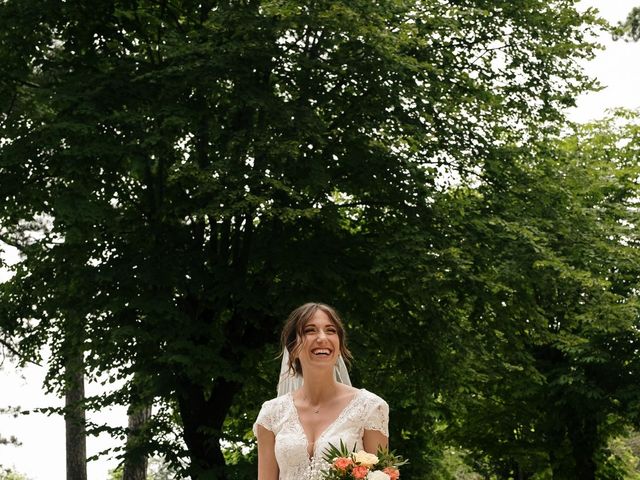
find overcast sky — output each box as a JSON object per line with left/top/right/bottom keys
{"left": 1, "top": 2, "right": 640, "bottom": 479}
{"left": 569, "top": 1, "right": 640, "bottom": 122}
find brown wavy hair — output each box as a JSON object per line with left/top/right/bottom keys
{"left": 280, "top": 302, "right": 353, "bottom": 376}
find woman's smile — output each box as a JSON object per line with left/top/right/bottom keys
{"left": 300, "top": 309, "right": 339, "bottom": 365}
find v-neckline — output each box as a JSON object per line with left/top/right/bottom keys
{"left": 289, "top": 388, "right": 362, "bottom": 460}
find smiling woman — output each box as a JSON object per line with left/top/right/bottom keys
{"left": 253, "top": 303, "right": 389, "bottom": 480}
{"left": 281, "top": 303, "right": 352, "bottom": 379}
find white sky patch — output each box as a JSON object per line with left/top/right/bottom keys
{"left": 0, "top": 359, "right": 127, "bottom": 479}
{"left": 567, "top": 1, "right": 640, "bottom": 123}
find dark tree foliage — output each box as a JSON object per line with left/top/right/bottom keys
{"left": 442, "top": 112, "right": 640, "bottom": 479}
{"left": 0, "top": 1, "right": 601, "bottom": 478}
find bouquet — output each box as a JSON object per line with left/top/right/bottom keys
{"left": 321, "top": 440, "right": 408, "bottom": 480}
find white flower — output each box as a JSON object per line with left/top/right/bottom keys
{"left": 367, "top": 471, "right": 391, "bottom": 480}
{"left": 353, "top": 450, "right": 379, "bottom": 467}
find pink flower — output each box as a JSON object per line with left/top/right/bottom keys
{"left": 383, "top": 467, "right": 400, "bottom": 480}
{"left": 333, "top": 457, "right": 354, "bottom": 471}
{"left": 352, "top": 465, "right": 370, "bottom": 479}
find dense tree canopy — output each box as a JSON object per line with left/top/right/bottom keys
{"left": 0, "top": 1, "right": 626, "bottom": 479}
{"left": 440, "top": 111, "right": 640, "bottom": 479}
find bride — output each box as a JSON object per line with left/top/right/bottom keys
{"left": 253, "top": 302, "right": 389, "bottom": 480}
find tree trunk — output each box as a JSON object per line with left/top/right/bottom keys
{"left": 178, "top": 376, "right": 241, "bottom": 480}
{"left": 568, "top": 416, "right": 598, "bottom": 480}
{"left": 65, "top": 347, "right": 87, "bottom": 480}
{"left": 123, "top": 402, "right": 152, "bottom": 480}
{"left": 516, "top": 462, "right": 533, "bottom": 480}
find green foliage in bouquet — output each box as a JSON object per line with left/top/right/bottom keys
{"left": 375, "top": 446, "right": 409, "bottom": 470}
{"left": 321, "top": 440, "right": 358, "bottom": 466}
{"left": 321, "top": 440, "right": 408, "bottom": 479}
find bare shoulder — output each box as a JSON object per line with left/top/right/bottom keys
{"left": 335, "top": 384, "right": 388, "bottom": 405}
{"left": 337, "top": 383, "right": 361, "bottom": 398}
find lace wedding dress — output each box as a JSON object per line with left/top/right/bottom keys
{"left": 253, "top": 388, "right": 389, "bottom": 480}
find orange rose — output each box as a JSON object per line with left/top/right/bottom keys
{"left": 383, "top": 467, "right": 400, "bottom": 480}
{"left": 352, "top": 465, "right": 369, "bottom": 479}
{"left": 333, "top": 457, "right": 354, "bottom": 471}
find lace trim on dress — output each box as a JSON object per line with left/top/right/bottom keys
{"left": 253, "top": 388, "right": 389, "bottom": 480}
{"left": 288, "top": 389, "right": 362, "bottom": 459}
{"left": 253, "top": 389, "right": 389, "bottom": 437}
{"left": 362, "top": 396, "right": 389, "bottom": 436}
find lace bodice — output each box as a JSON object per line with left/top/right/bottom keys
{"left": 253, "top": 388, "right": 389, "bottom": 480}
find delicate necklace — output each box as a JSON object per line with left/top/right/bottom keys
{"left": 307, "top": 398, "right": 321, "bottom": 414}
{"left": 302, "top": 386, "right": 337, "bottom": 414}
{"left": 303, "top": 395, "right": 323, "bottom": 414}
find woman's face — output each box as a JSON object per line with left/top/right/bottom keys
{"left": 296, "top": 308, "right": 340, "bottom": 371}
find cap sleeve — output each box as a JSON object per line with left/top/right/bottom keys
{"left": 253, "top": 399, "right": 275, "bottom": 436}
{"left": 253, "top": 396, "right": 289, "bottom": 437}
{"left": 363, "top": 393, "right": 389, "bottom": 437}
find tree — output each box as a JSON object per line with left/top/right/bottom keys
{"left": 619, "top": 7, "right": 640, "bottom": 40}
{"left": 0, "top": 1, "right": 601, "bottom": 477}
{"left": 122, "top": 397, "right": 152, "bottom": 480}
{"left": 443, "top": 111, "right": 640, "bottom": 479}
{"left": 64, "top": 339, "right": 88, "bottom": 480}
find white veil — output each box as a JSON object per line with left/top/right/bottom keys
{"left": 276, "top": 348, "right": 352, "bottom": 396}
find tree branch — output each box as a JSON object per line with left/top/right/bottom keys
{"left": 0, "top": 337, "right": 42, "bottom": 367}
{"left": 0, "top": 91, "right": 18, "bottom": 128}
{"left": 0, "top": 234, "right": 27, "bottom": 254}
